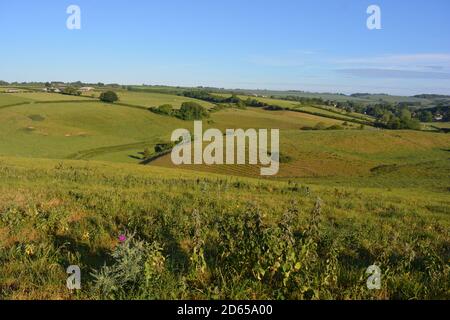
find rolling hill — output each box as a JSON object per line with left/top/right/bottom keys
{"left": 0, "top": 88, "right": 449, "bottom": 300}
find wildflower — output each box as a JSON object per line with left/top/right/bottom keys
{"left": 118, "top": 234, "right": 126, "bottom": 243}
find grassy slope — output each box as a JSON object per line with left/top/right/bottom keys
{"left": 209, "top": 107, "right": 354, "bottom": 130}
{"left": 0, "top": 90, "right": 449, "bottom": 300}
{"left": 0, "top": 156, "right": 448, "bottom": 299}
{"left": 215, "top": 93, "right": 373, "bottom": 123}
{"left": 6, "top": 92, "right": 93, "bottom": 102}
{"left": 0, "top": 101, "right": 191, "bottom": 160}
{"left": 430, "top": 122, "right": 450, "bottom": 129}
{"left": 83, "top": 90, "right": 214, "bottom": 109}
{"left": 233, "top": 90, "right": 434, "bottom": 105}
{"left": 150, "top": 128, "right": 450, "bottom": 179}
{"left": 0, "top": 94, "right": 33, "bottom": 107}
{"left": 0, "top": 94, "right": 367, "bottom": 163}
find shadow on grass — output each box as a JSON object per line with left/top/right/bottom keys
{"left": 54, "top": 234, "right": 113, "bottom": 281}
{"left": 128, "top": 155, "right": 143, "bottom": 160}
{"left": 153, "top": 213, "right": 190, "bottom": 275}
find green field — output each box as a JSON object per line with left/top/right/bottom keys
{"left": 151, "top": 129, "right": 450, "bottom": 178}
{"left": 226, "top": 89, "right": 435, "bottom": 106}
{"left": 215, "top": 93, "right": 374, "bottom": 124}
{"left": 431, "top": 122, "right": 450, "bottom": 129}
{"left": 0, "top": 90, "right": 449, "bottom": 300}
{"left": 7, "top": 92, "right": 93, "bottom": 102}
{"left": 0, "top": 94, "right": 33, "bottom": 107}
{"left": 83, "top": 90, "right": 214, "bottom": 109}
{"left": 0, "top": 100, "right": 192, "bottom": 161}
{"left": 0, "top": 95, "right": 366, "bottom": 163}
{"left": 0, "top": 156, "right": 448, "bottom": 299}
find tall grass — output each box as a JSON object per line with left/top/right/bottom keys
{"left": 0, "top": 157, "right": 448, "bottom": 299}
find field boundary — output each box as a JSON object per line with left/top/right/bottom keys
{"left": 286, "top": 106, "right": 373, "bottom": 126}
{"left": 140, "top": 149, "right": 173, "bottom": 165}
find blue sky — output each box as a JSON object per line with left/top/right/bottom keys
{"left": 1, "top": 0, "right": 450, "bottom": 95}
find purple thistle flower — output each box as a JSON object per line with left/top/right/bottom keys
{"left": 118, "top": 234, "right": 127, "bottom": 243}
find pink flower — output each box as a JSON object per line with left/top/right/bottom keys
{"left": 118, "top": 234, "right": 126, "bottom": 243}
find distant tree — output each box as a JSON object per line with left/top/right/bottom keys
{"left": 143, "top": 148, "right": 152, "bottom": 159}
{"left": 99, "top": 91, "right": 119, "bottom": 103}
{"left": 177, "top": 102, "right": 209, "bottom": 120}
{"left": 400, "top": 108, "right": 412, "bottom": 121}
{"left": 236, "top": 99, "right": 246, "bottom": 109}
{"left": 403, "top": 118, "right": 421, "bottom": 130}
{"left": 62, "top": 86, "right": 81, "bottom": 96}
{"left": 387, "top": 116, "right": 401, "bottom": 129}
{"left": 377, "top": 110, "right": 394, "bottom": 126}
{"left": 419, "top": 111, "right": 433, "bottom": 122}
{"left": 0, "top": 80, "right": 10, "bottom": 86}
{"left": 227, "top": 94, "right": 241, "bottom": 104}
{"left": 157, "top": 104, "right": 173, "bottom": 115}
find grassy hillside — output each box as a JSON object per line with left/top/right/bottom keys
{"left": 224, "top": 89, "right": 434, "bottom": 106}
{"left": 214, "top": 93, "right": 374, "bottom": 124}
{"left": 0, "top": 89, "right": 448, "bottom": 300}
{"left": 150, "top": 129, "right": 450, "bottom": 179}
{"left": 0, "top": 94, "right": 367, "bottom": 163}
{"left": 83, "top": 90, "right": 214, "bottom": 109}
{"left": 6, "top": 92, "right": 93, "bottom": 102}
{"left": 0, "top": 156, "right": 448, "bottom": 299}
{"left": 209, "top": 107, "right": 355, "bottom": 130}
{"left": 0, "top": 94, "right": 33, "bottom": 107}
{"left": 0, "top": 101, "right": 190, "bottom": 160}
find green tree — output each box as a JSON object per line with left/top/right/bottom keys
{"left": 157, "top": 104, "right": 173, "bottom": 115}
{"left": 236, "top": 100, "right": 246, "bottom": 109}
{"left": 143, "top": 148, "right": 152, "bottom": 159}
{"left": 400, "top": 108, "right": 412, "bottom": 121}
{"left": 99, "top": 91, "right": 119, "bottom": 103}
{"left": 178, "top": 102, "right": 209, "bottom": 120}
{"left": 62, "top": 86, "right": 81, "bottom": 96}
{"left": 381, "top": 110, "right": 394, "bottom": 123}
{"left": 419, "top": 111, "right": 433, "bottom": 122}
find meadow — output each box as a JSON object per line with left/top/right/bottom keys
{"left": 214, "top": 93, "right": 375, "bottom": 124}
{"left": 82, "top": 90, "right": 214, "bottom": 109}
{"left": 0, "top": 156, "right": 448, "bottom": 299}
{"left": 0, "top": 89, "right": 448, "bottom": 300}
